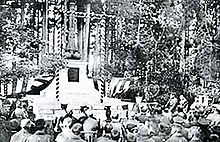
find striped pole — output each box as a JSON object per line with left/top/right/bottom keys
{"left": 99, "top": 16, "right": 107, "bottom": 100}
{"left": 100, "top": 78, "right": 105, "bottom": 102}
{"left": 55, "top": 69, "right": 60, "bottom": 101}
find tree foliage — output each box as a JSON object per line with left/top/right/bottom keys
{"left": 0, "top": 3, "right": 66, "bottom": 85}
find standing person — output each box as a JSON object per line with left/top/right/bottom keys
{"left": 10, "top": 100, "right": 28, "bottom": 119}
{"left": 26, "top": 119, "right": 53, "bottom": 142}
{"left": 179, "top": 95, "right": 188, "bottom": 113}
{"left": 165, "top": 93, "right": 178, "bottom": 113}
{"left": 10, "top": 119, "right": 34, "bottom": 142}
{"left": 56, "top": 117, "right": 85, "bottom": 142}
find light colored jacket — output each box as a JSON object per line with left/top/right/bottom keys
{"left": 26, "top": 130, "right": 52, "bottom": 142}
{"left": 10, "top": 129, "right": 31, "bottom": 142}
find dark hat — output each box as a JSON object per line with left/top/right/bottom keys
{"left": 72, "top": 123, "right": 82, "bottom": 131}
{"left": 61, "top": 104, "right": 68, "bottom": 110}
{"left": 158, "top": 122, "right": 171, "bottom": 132}
{"left": 72, "top": 123, "right": 83, "bottom": 135}
{"left": 80, "top": 105, "right": 89, "bottom": 112}
{"left": 35, "top": 119, "right": 46, "bottom": 129}
{"left": 9, "top": 119, "right": 21, "bottom": 130}
{"left": 209, "top": 134, "right": 219, "bottom": 141}
{"left": 104, "top": 106, "right": 111, "bottom": 110}
{"left": 104, "top": 123, "right": 113, "bottom": 133}
{"left": 212, "top": 125, "right": 220, "bottom": 133}
{"left": 127, "top": 123, "right": 137, "bottom": 132}
{"left": 111, "top": 129, "right": 120, "bottom": 140}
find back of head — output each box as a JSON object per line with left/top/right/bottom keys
{"left": 21, "top": 119, "right": 34, "bottom": 129}
{"left": 105, "top": 123, "right": 113, "bottom": 134}
{"left": 72, "top": 123, "right": 83, "bottom": 135}
{"left": 83, "top": 117, "right": 98, "bottom": 131}
{"left": 35, "top": 118, "right": 46, "bottom": 131}
{"left": 15, "top": 100, "right": 22, "bottom": 108}
{"left": 111, "top": 129, "right": 120, "bottom": 141}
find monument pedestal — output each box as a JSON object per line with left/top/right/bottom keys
{"left": 58, "top": 60, "right": 101, "bottom": 107}
{"left": 30, "top": 60, "right": 101, "bottom": 120}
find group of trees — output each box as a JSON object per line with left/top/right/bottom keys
{"left": 88, "top": 0, "right": 220, "bottom": 102}
{"left": 0, "top": 0, "right": 220, "bottom": 100}
{"left": 0, "top": 1, "right": 66, "bottom": 96}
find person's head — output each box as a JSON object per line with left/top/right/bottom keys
{"left": 15, "top": 100, "right": 22, "bottom": 108}
{"left": 21, "top": 101, "right": 28, "bottom": 109}
{"left": 170, "top": 94, "right": 174, "bottom": 98}
{"left": 163, "top": 108, "right": 169, "bottom": 113}
{"left": 61, "top": 117, "right": 73, "bottom": 130}
{"left": 104, "top": 123, "right": 113, "bottom": 134}
{"left": 111, "top": 129, "right": 120, "bottom": 141}
{"left": 72, "top": 123, "right": 83, "bottom": 135}
{"left": 171, "top": 123, "right": 183, "bottom": 134}
{"left": 158, "top": 122, "right": 171, "bottom": 135}
{"left": 20, "top": 119, "right": 34, "bottom": 132}
{"left": 128, "top": 111, "right": 136, "bottom": 119}
{"left": 177, "top": 107, "right": 183, "bottom": 112}
{"left": 138, "top": 125, "right": 149, "bottom": 137}
{"left": 180, "top": 95, "right": 185, "bottom": 100}
{"left": 154, "top": 108, "right": 162, "bottom": 115}
{"left": 126, "top": 123, "right": 137, "bottom": 133}
{"left": 209, "top": 134, "right": 219, "bottom": 142}
{"left": 35, "top": 118, "right": 46, "bottom": 131}
{"left": 126, "top": 131, "right": 137, "bottom": 142}
{"left": 85, "top": 109, "right": 94, "bottom": 118}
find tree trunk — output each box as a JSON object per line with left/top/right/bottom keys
{"left": 11, "top": 76, "right": 17, "bottom": 95}
{"left": 21, "top": 76, "right": 28, "bottom": 97}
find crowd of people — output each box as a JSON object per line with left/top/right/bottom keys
{"left": 0, "top": 94, "right": 220, "bottom": 142}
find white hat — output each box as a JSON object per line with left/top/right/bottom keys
{"left": 20, "top": 119, "right": 34, "bottom": 128}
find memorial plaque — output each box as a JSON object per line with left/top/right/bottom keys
{"left": 68, "top": 68, "right": 79, "bottom": 82}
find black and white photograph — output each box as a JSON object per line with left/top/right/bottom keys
{"left": 0, "top": 0, "right": 220, "bottom": 141}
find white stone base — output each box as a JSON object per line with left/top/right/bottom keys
{"left": 32, "top": 61, "right": 102, "bottom": 119}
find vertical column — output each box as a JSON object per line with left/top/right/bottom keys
{"left": 83, "top": 3, "right": 91, "bottom": 61}
{"left": 48, "top": 0, "right": 53, "bottom": 54}
{"left": 78, "top": 18, "right": 83, "bottom": 58}
{"left": 55, "top": 0, "right": 63, "bottom": 54}
{"left": 40, "top": 0, "right": 48, "bottom": 63}
{"left": 42, "top": 0, "right": 48, "bottom": 51}
{"left": 68, "top": 2, "right": 78, "bottom": 51}
{"left": 63, "top": 0, "right": 68, "bottom": 56}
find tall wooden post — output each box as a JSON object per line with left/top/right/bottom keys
{"left": 63, "top": 0, "right": 68, "bottom": 55}
{"left": 83, "top": 3, "right": 91, "bottom": 61}
{"left": 68, "top": 2, "right": 78, "bottom": 51}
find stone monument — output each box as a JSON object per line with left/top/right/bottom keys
{"left": 30, "top": 1, "right": 101, "bottom": 120}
